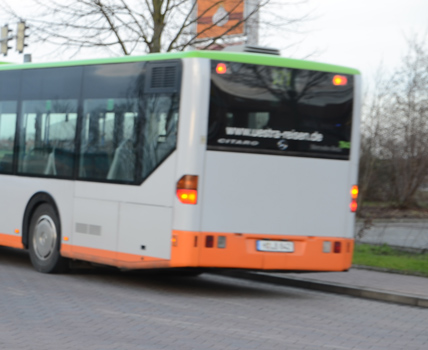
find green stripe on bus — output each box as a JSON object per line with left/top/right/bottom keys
{"left": 0, "top": 51, "right": 360, "bottom": 75}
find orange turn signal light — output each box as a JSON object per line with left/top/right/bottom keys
{"left": 177, "top": 189, "right": 198, "bottom": 205}
{"left": 351, "top": 185, "right": 359, "bottom": 199}
{"left": 176, "top": 175, "right": 198, "bottom": 205}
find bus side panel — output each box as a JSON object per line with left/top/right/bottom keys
{"left": 0, "top": 176, "right": 28, "bottom": 248}
{"left": 72, "top": 154, "right": 177, "bottom": 262}
{"left": 117, "top": 203, "right": 172, "bottom": 260}
{"left": 72, "top": 198, "right": 119, "bottom": 253}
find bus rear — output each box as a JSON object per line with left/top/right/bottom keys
{"left": 171, "top": 53, "right": 360, "bottom": 272}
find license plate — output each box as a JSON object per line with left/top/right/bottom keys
{"left": 256, "top": 240, "right": 294, "bottom": 253}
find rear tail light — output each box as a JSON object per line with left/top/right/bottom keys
{"left": 332, "top": 75, "right": 348, "bottom": 86}
{"left": 176, "top": 175, "right": 198, "bottom": 205}
{"left": 323, "top": 241, "right": 342, "bottom": 253}
{"left": 216, "top": 62, "right": 227, "bottom": 74}
{"left": 350, "top": 185, "right": 358, "bottom": 212}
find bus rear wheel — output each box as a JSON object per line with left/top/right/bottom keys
{"left": 28, "top": 204, "right": 68, "bottom": 273}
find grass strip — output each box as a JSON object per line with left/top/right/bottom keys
{"left": 353, "top": 244, "right": 428, "bottom": 277}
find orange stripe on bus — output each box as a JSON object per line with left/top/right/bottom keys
{"left": 0, "top": 233, "right": 24, "bottom": 249}
{"left": 61, "top": 244, "right": 170, "bottom": 269}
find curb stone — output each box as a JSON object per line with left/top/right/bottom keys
{"left": 352, "top": 264, "right": 428, "bottom": 278}
{"left": 213, "top": 270, "right": 428, "bottom": 308}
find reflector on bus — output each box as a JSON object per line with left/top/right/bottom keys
{"left": 333, "top": 241, "right": 342, "bottom": 253}
{"left": 205, "top": 235, "right": 214, "bottom": 248}
{"left": 176, "top": 175, "right": 198, "bottom": 204}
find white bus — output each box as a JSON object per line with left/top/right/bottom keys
{"left": 0, "top": 50, "right": 361, "bottom": 273}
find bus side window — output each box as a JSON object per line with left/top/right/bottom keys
{"left": 79, "top": 107, "right": 113, "bottom": 180}
{"left": 46, "top": 112, "right": 77, "bottom": 177}
{"left": 141, "top": 94, "right": 178, "bottom": 180}
{"left": 0, "top": 102, "right": 17, "bottom": 174}
{"left": 79, "top": 62, "right": 146, "bottom": 184}
{"left": 106, "top": 111, "right": 138, "bottom": 182}
{"left": 18, "top": 100, "right": 78, "bottom": 177}
{"left": 80, "top": 99, "right": 138, "bottom": 183}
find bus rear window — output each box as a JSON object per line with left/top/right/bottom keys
{"left": 207, "top": 60, "right": 354, "bottom": 160}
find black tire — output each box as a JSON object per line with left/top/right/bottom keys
{"left": 170, "top": 269, "right": 204, "bottom": 277}
{"left": 28, "top": 204, "right": 68, "bottom": 273}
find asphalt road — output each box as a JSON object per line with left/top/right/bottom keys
{"left": 1, "top": 247, "right": 428, "bottom": 350}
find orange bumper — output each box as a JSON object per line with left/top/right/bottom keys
{"left": 171, "top": 230, "right": 354, "bottom": 272}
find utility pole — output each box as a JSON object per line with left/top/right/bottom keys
{"left": 245, "top": 0, "right": 259, "bottom": 46}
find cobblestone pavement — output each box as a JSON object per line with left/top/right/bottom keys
{"left": 1, "top": 247, "right": 428, "bottom": 350}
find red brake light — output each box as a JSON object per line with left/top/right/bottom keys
{"left": 332, "top": 75, "right": 348, "bottom": 86}
{"left": 176, "top": 175, "right": 198, "bottom": 205}
{"left": 216, "top": 63, "right": 227, "bottom": 74}
{"left": 350, "top": 200, "right": 358, "bottom": 212}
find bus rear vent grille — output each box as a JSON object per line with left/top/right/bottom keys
{"left": 222, "top": 45, "right": 280, "bottom": 56}
{"left": 151, "top": 66, "right": 177, "bottom": 89}
{"left": 243, "top": 45, "right": 280, "bottom": 56}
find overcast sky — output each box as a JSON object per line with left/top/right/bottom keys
{"left": 287, "top": 0, "right": 428, "bottom": 82}
{"left": 2, "top": 0, "right": 427, "bottom": 85}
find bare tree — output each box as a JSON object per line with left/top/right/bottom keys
{"left": 385, "top": 38, "right": 428, "bottom": 207}
{"left": 358, "top": 66, "right": 393, "bottom": 206}
{"left": 360, "top": 36, "right": 428, "bottom": 209}
{"left": 0, "top": 0, "right": 309, "bottom": 56}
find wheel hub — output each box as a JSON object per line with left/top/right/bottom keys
{"left": 33, "top": 215, "right": 57, "bottom": 261}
